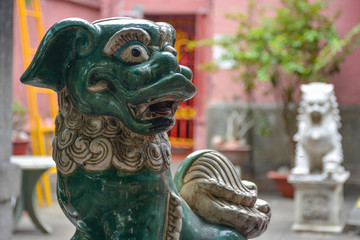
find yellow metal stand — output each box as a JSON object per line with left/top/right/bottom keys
{"left": 16, "top": 0, "right": 57, "bottom": 207}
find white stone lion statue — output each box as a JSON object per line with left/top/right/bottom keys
{"left": 292, "top": 82, "right": 345, "bottom": 177}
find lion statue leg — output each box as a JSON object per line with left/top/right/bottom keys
{"left": 323, "top": 147, "right": 344, "bottom": 176}
{"left": 292, "top": 143, "right": 310, "bottom": 175}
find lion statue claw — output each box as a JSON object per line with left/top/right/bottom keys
{"left": 175, "top": 150, "right": 271, "bottom": 239}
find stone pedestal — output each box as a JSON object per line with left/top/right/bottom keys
{"left": 288, "top": 172, "right": 350, "bottom": 233}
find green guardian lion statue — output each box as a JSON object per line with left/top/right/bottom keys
{"left": 21, "top": 17, "right": 270, "bottom": 240}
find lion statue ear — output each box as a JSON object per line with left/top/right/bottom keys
{"left": 300, "top": 84, "right": 309, "bottom": 93}
{"left": 21, "top": 18, "right": 99, "bottom": 92}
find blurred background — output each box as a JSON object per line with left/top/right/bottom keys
{"left": 7, "top": 0, "right": 360, "bottom": 239}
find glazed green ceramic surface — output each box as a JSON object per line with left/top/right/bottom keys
{"left": 57, "top": 167, "right": 167, "bottom": 239}
{"left": 21, "top": 18, "right": 196, "bottom": 135}
{"left": 21, "top": 17, "right": 248, "bottom": 239}
{"left": 58, "top": 167, "right": 245, "bottom": 240}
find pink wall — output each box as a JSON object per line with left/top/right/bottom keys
{"left": 328, "top": 0, "right": 360, "bottom": 105}
{"left": 102, "top": 0, "right": 210, "bottom": 17}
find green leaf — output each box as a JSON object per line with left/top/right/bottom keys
{"left": 257, "top": 67, "right": 270, "bottom": 82}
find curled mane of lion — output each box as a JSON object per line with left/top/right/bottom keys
{"left": 292, "top": 82, "right": 345, "bottom": 176}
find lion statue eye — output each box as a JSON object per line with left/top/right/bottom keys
{"left": 114, "top": 41, "right": 150, "bottom": 64}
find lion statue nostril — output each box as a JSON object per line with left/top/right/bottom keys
{"left": 163, "top": 45, "right": 178, "bottom": 57}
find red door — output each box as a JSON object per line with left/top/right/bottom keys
{"left": 145, "top": 15, "right": 196, "bottom": 150}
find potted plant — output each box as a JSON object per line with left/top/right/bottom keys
{"left": 266, "top": 167, "right": 294, "bottom": 198}
{"left": 12, "top": 100, "right": 29, "bottom": 155}
{"left": 192, "top": 0, "right": 360, "bottom": 197}
{"left": 211, "top": 109, "right": 254, "bottom": 177}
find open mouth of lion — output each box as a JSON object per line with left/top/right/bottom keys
{"left": 128, "top": 96, "right": 180, "bottom": 120}
{"left": 310, "top": 111, "right": 322, "bottom": 124}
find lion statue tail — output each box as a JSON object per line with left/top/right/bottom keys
{"left": 174, "top": 150, "right": 271, "bottom": 239}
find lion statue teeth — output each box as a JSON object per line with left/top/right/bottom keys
{"left": 292, "top": 82, "right": 345, "bottom": 177}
